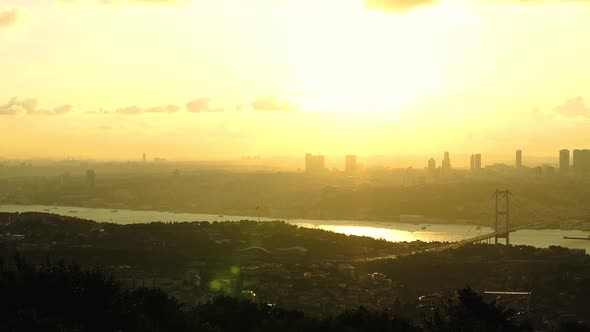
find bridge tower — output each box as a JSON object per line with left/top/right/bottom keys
{"left": 494, "top": 189, "right": 511, "bottom": 245}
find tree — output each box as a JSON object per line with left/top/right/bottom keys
{"left": 425, "top": 287, "right": 529, "bottom": 332}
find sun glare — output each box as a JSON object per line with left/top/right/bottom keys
{"left": 282, "top": 0, "right": 447, "bottom": 113}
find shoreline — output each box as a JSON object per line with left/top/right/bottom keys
{"left": 0, "top": 203, "right": 587, "bottom": 232}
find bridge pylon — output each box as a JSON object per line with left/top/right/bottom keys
{"left": 493, "top": 189, "right": 511, "bottom": 245}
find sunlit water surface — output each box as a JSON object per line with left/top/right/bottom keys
{"left": 0, "top": 205, "right": 589, "bottom": 251}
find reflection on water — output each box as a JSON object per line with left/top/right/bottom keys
{"left": 0, "top": 205, "right": 589, "bottom": 251}
{"left": 308, "top": 225, "right": 415, "bottom": 243}
{"left": 293, "top": 222, "right": 590, "bottom": 251}
{"left": 293, "top": 223, "right": 491, "bottom": 243}
{"left": 292, "top": 221, "right": 495, "bottom": 243}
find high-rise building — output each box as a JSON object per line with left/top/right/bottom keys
{"left": 428, "top": 158, "right": 436, "bottom": 171}
{"left": 573, "top": 149, "right": 590, "bottom": 175}
{"left": 143, "top": 152, "right": 146, "bottom": 162}
{"left": 315, "top": 155, "right": 325, "bottom": 171}
{"left": 345, "top": 155, "right": 357, "bottom": 172}
{"left": 544, "top": 165, "right": 556, "bottom": 176}
{"left": 470, "top": 154, "right": 481, "bottom": 170}
{"left": 305, "top": 153, "right": 326, "bottom": 172}
{"left": 559, "top": 149, "right": 570, "bottom": 174}
{"left": 442, "top": 151, "right": 451, "bottom": 171}
{"left": 470, "top": 154, "right": 475, "bottom": 170}
{"left": 515, "top": 150, "right": 522, "bottom": 168}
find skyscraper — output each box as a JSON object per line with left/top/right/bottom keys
{"left": 305, "top": 153, "right": 326, "bottom": 172}
{"left": 470, "top": 154, "right": 481, "bottom": 170}
{"left": 345, "top": 155, "right": 357, "bottom": 172}
{"left": 515, "top": 150, "right": 522, "bottom": 168}
{"left": 314, "top": 155, "right": 326, "bottom": 171}
{"left": 305, "top": 153, "right": 312, "bottom": 171}
{"left": 442, "top": 152, "right": 451, "bottom": 171}
{"left": 428, "top": 158, "right": 436, "bottom": 171}
{"left": 559, "top": 149, "right": 570, "bottom": 174}
{"left": 573, "top": 149, "right": 580, "bottom": 173}
{"left": 573, "top": 149, "right": 590, "bottom": 175}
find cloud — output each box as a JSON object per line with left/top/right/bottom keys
{"left": 364, "top": 0, "right": 437, "bottom": 12}
{"left": 553, "top": 96, "right": 590, "bottom": 118}
{"left": 0, "top": 105, "right": 25, "bottom": 115}
{"left": 144, "top": 104, "right": 180, "bottom": 113}
{"left": 0, "top": 98, "right": 73, "bottom": 116}
{"left": 186, "top": 98, "right": 209, "bottom": 112}
{"left": 0, "top": 97, "right": 38, "bottom": 115}
{"left": 91, "top": 104, "right": 180, "bottom": 115}
{"left": 30, "top": 105, "right": 73, "bottom": 116}
{"left": 0, "top": 8, "right": 20, "bottom": 28}
{"left": 251, "top": 96, "right": 301, "bottom": 111}
{"left": 53, "top": 104, "right": 73, "bottom": 115}
{"left": 116, "top": 106, "right": 143, "bottom": 115}
{"left": 186, "top": 98, "right": 223, "bottom": 113}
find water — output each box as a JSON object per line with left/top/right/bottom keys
{"left": 1, "top": 205, "right": 589, "bottom": 252}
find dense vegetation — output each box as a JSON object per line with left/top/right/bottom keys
{"left": 0, "top": 256, "right": 557, "bottom": 332}
{"left": 0, "top": 212, "right": 429, "bottom": 272}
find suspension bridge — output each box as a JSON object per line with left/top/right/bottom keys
{"left": 351, "top": 189, "right": 590, "bottom": 262}
{"left": 464, "top": 190, "right": 590, "bottom": 244}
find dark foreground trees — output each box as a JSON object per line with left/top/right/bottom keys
{"left": 0, "top": 256, "right": 582, "bottom": 332}
{"left": 424, "top": 287, "right": 528, "bottom": 332}
{"left": 0, "top": 255, "right": 195, "bottom": 332}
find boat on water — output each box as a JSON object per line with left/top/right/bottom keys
{"left": 421, "top": 226, "right": 427, "bottom": 230}
{"left": 68, "top": 210, "right": 78, "bottom": 213}
{"left": 564, "top": 235, "right": 590, "bottom": 241}
{"left": 111, "top": 210, "right": 119, "bottom": 213}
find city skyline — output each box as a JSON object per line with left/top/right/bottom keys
{"left": 4, "top": 148, "right": 590, "bottom": 170}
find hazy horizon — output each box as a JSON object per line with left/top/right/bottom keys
{"left": 0, "top": 152, "right": 568, "bottom": 170}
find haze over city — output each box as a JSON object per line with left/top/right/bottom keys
{"left": 1, "top": 1, "right": 590, "bottom": 331}
{"left": 2, "top": 0, "right": 590, "bottom": 160}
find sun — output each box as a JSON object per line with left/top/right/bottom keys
{"left": 282, "top": 0, "right": 447, "bottom": 114}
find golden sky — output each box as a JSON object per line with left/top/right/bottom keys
{"left": 1, "top": 0, "right": 589, "bottom": 161}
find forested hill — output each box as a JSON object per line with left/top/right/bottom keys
{"left": 0, "top": 212, "right": 432, "bottom": 271}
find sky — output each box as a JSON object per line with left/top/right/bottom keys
{"left": 1, "top": 0, "right": 590, "bottom": 163}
